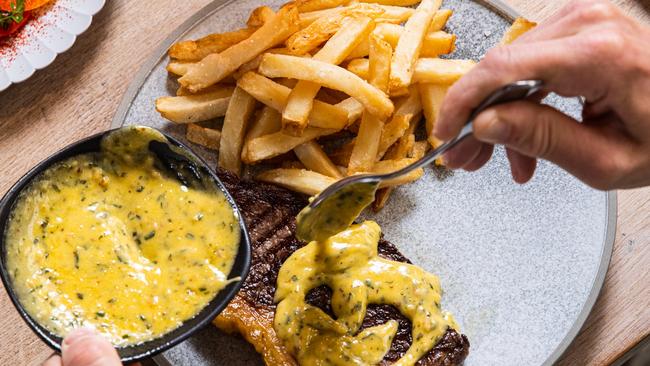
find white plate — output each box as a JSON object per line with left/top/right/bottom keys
{"left": 0, "top": 0, "right": 105, "bottom": 91}
{"left": 111, "top": 0, "right": 616, "bottom": 365}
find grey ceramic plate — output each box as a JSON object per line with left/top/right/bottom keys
{"left": 110, "top": 1, "right": 616, "bottom": 365}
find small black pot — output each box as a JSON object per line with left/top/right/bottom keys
{"left": 0, "top": 126, "right": 251, "bottom": 363}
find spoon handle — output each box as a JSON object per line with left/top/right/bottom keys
{"left": 383, "top": 80, "right": 544, "bottom": 180}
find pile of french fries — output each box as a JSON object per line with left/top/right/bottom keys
{"left": 156, "top": 0, "right": 535, "bottom": 211}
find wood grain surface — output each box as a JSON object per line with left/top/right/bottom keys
{"left": 0, "top": 1, "right": 648, "bottom": 365}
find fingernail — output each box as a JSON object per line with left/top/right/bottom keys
{"left": 62, "top": 328, "right": 97, "bottom": 350}
{"left": 476, "top": 111, "right": 508, "bottom": 144}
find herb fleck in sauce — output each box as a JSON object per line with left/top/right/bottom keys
{"left": 5, "top": 127, "right": 240, "bottom": 347}
{"left": 274, "top": 221, "right": 457, "bottom": 366}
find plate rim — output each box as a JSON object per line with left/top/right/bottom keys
{"left": 109, "top": 1, "right": 617, "bottom": 365}
{"left": 0, "top": 0, "right": 107, "bottom": 92}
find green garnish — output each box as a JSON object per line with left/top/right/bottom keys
{"left": 0, "top": 0, "right": 25, "bottom": 30}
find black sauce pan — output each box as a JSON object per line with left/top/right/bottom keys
{"left": 0, "top": 126, "right": 251, "bottom": 363}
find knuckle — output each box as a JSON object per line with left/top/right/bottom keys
{"left": 574, "top": 0, "right": 615, "bottom": 23}
{"left": 590, "top": 150, "right": 631, "bottom": 189}
{"left": 583, "top": 29, "right": 626, "bottom": 59}
{"left": 483, "top": 47, "right": 512, "bottom": 67}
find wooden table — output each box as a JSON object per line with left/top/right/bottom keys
{"left": 0, "top": 1, "right": 648, "bottom": 365}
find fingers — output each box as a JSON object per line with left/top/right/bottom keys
{"left": 442, "top": 136, "right": 483, "bottom": 169}
{"left": 435, "top": 33, "right": 617, "bottom": 142}
{"left": 61, "top": 328, "right": 122, "bottom": 366}
{"left": 506, "top": 148, "right": 537, "bottom": 184}
{"left": 471, "top": 101, "right": 630, "bottom": 189}
{"left": 463, "top": 143, "right": 493, "bottom": 172}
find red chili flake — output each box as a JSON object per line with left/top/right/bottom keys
{"left": 0, "top": 1, "right": 58, "bottom": 64}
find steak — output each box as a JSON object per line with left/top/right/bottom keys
{"left": 214, "top": 170, "right": 470, "bottom": 365}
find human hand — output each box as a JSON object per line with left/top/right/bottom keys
{"left": 42, "top": 328, "right": 122, "bottom": 366}
{"left": 434, "top": 0, "right": 650, "bottom": 190}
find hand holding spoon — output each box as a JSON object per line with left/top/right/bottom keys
{"left": 296, "top": 80, "right": 544, "bottom": 243}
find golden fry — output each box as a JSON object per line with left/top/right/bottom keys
{"left": 347, "top": 32, "right": 392, "bottom": 174}
{"left": 247, "top": 6, "right": 275, "bottom": 28}
{"left": 237, "top": 72, "right": 349, "bottom": 130}
{"left": 419, "top": 83, "right": 448, "bottom": 147}
{"left": 219, "top": 87, "right": 258, "bottom": 175}
{"left": 186, "top": 124, "right": 221, "bottom": 150}
{"left": 155, "top": 86, "right": 235, "bottom": 123}
{"left": 168, "top": 28, "right": 255, "bottom": 62}
{"left": 389, "top": 0, "right": 442, "bottom": 95}
{"left": 428, "top": 9, "right": 452, "bottom": 32}
{"left": 232, "top": 48, "right": 294, "bottom": 80}
{"left": 501, "top": 17, "right": 537, "bottom": 45}
{"left": 349, "top": 57, "right": 474, "bottom": 84}
{"left": 335, "top": 97, "right": 364, "bottom": 126}
{"left": 348, "top": 22, "right": 455, "bottom": 59}
{"left": 179, "top": 5, "right": 300, "bottom": 92}
{"left": 420, "top": 31, "right": 456, "bottom": 57}
{"left": 259, "top": 54, "right": 394, "bottom": 119}
{"left": 298, "top": 4, "right": 414, "bottom": 28}
{"left": 256, "top": 169, "right": 337, "bottom": 196}
{"left": 294, "top": 141, "right": 343, "bottom": 178}
{"left": 286, "top": 4, "right": 384, "bottom": 55}
{"left": 242, "top": 107, "right": 282, "bottom": 161}
{"left": 410, "top": 140, "right": 429, "bottom": 159}
{"left": 283, "top": 16, "right": 375, "bottom": 135}
{"left": 244, "top": 127, "right": 336, "bottom": 163}
{"left": 294, "top": 0, "right": 350, "bottom": 13}
{"left": 167, "top": 61, "right": 192, "bottom": 76}
{"left": 368, "top": 34, "right": 392, "bottom": 93}
{"left": 358, "top": 0, "right": 420, "bottom": 5}
{"left": 412, "top": 58, "right": 475, "bottom": 84}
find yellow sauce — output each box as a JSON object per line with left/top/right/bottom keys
{"left": 274, "top": 221, "right": 457, "bottom": 366}
{"left": 5, "top": 127, "right": 240, "bottom": 346}
{"left": 296, "top": 182, "right": 378, "bottom": 243}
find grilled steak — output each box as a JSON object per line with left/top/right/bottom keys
{"left": 214, "top": 170, "right": 470, "bottom": 365}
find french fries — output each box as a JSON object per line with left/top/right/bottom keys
{"left": 389, "top": 0, "right": 442, "bottom": 95}
{"left": 368, "top": 34, "right": 392, "bottom": 93}
{"left": 293, "top": 0, "right": 349, "bottom": 13}
{"left": 155, "top": 86, "right": 234, "bottom": 123}
{"left": 256, "top": 169, "right": 337, "bottom": 196}
{"left": 428, "top": 9, "right": 452, "bottom": 32}
{"left": 287, "top": 4, "right": 384, "bottom": 55}
{"left": 242, "top": 107, "right": 282, "bottom": 161}
{"left": 358, "top": 0, "right": 421, "bottom": 5}
{"left": 244, "top": 127, "right": 336, "bottom": 163}
{"left": 294, "top": 141, "right": 343, "bottom": 178}
{"left": 219, "top": 87, "right": 258, "bottom": 175}
{"left": 159, "top": 0, "right": 533, "bottom": 212}
{"left": 420, "top": 31, "right": 455, "bottom": 57}
{"left": 237, "top": 72, "right": 349, "bottom": 130}
{"left": 186, "top": 124, "right": 221, "bottom": 150}
{"left": 412, "top": 58, "right": 475, "bottom": 84}
{"left": 348, "top": 32, "right": 392, "bottom": 174}
{"left": 247, "top": 6, "right": 276, "bottom": 27}
{"left": 348, "top": 23, "right": 455, "bottom": 59}
{"left": 501, "top": 17, "right": 537, "bottom": 45}
{"left": 299, "top": 5, "right": 414, "bottom": 28}
{"left": 259, "top": 53, "right": 394, "bottom": 119}
{"left": 282, "top": 16, "right": 375, "bottom": 135}
{"left": 168, "top": 29, "right": 256, "bottom": 62}
{"left": 179, "top": 5, "right": 300, "bottom": 92}
{"left": 419, "top": 83, "right": 448, "bottom": 147}
{"left": 349, "top": 58, "right": 474, "bottom": 84}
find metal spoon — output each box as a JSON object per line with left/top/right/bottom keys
{"left": 296, "top": 80, "right": 544, "bottom": 243}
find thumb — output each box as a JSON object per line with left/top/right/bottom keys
{"left": 61, "top": 328, "right": 122, "bottom": 366}
{"left": 472, "top": 101, "right": 621, "bottom": 189}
